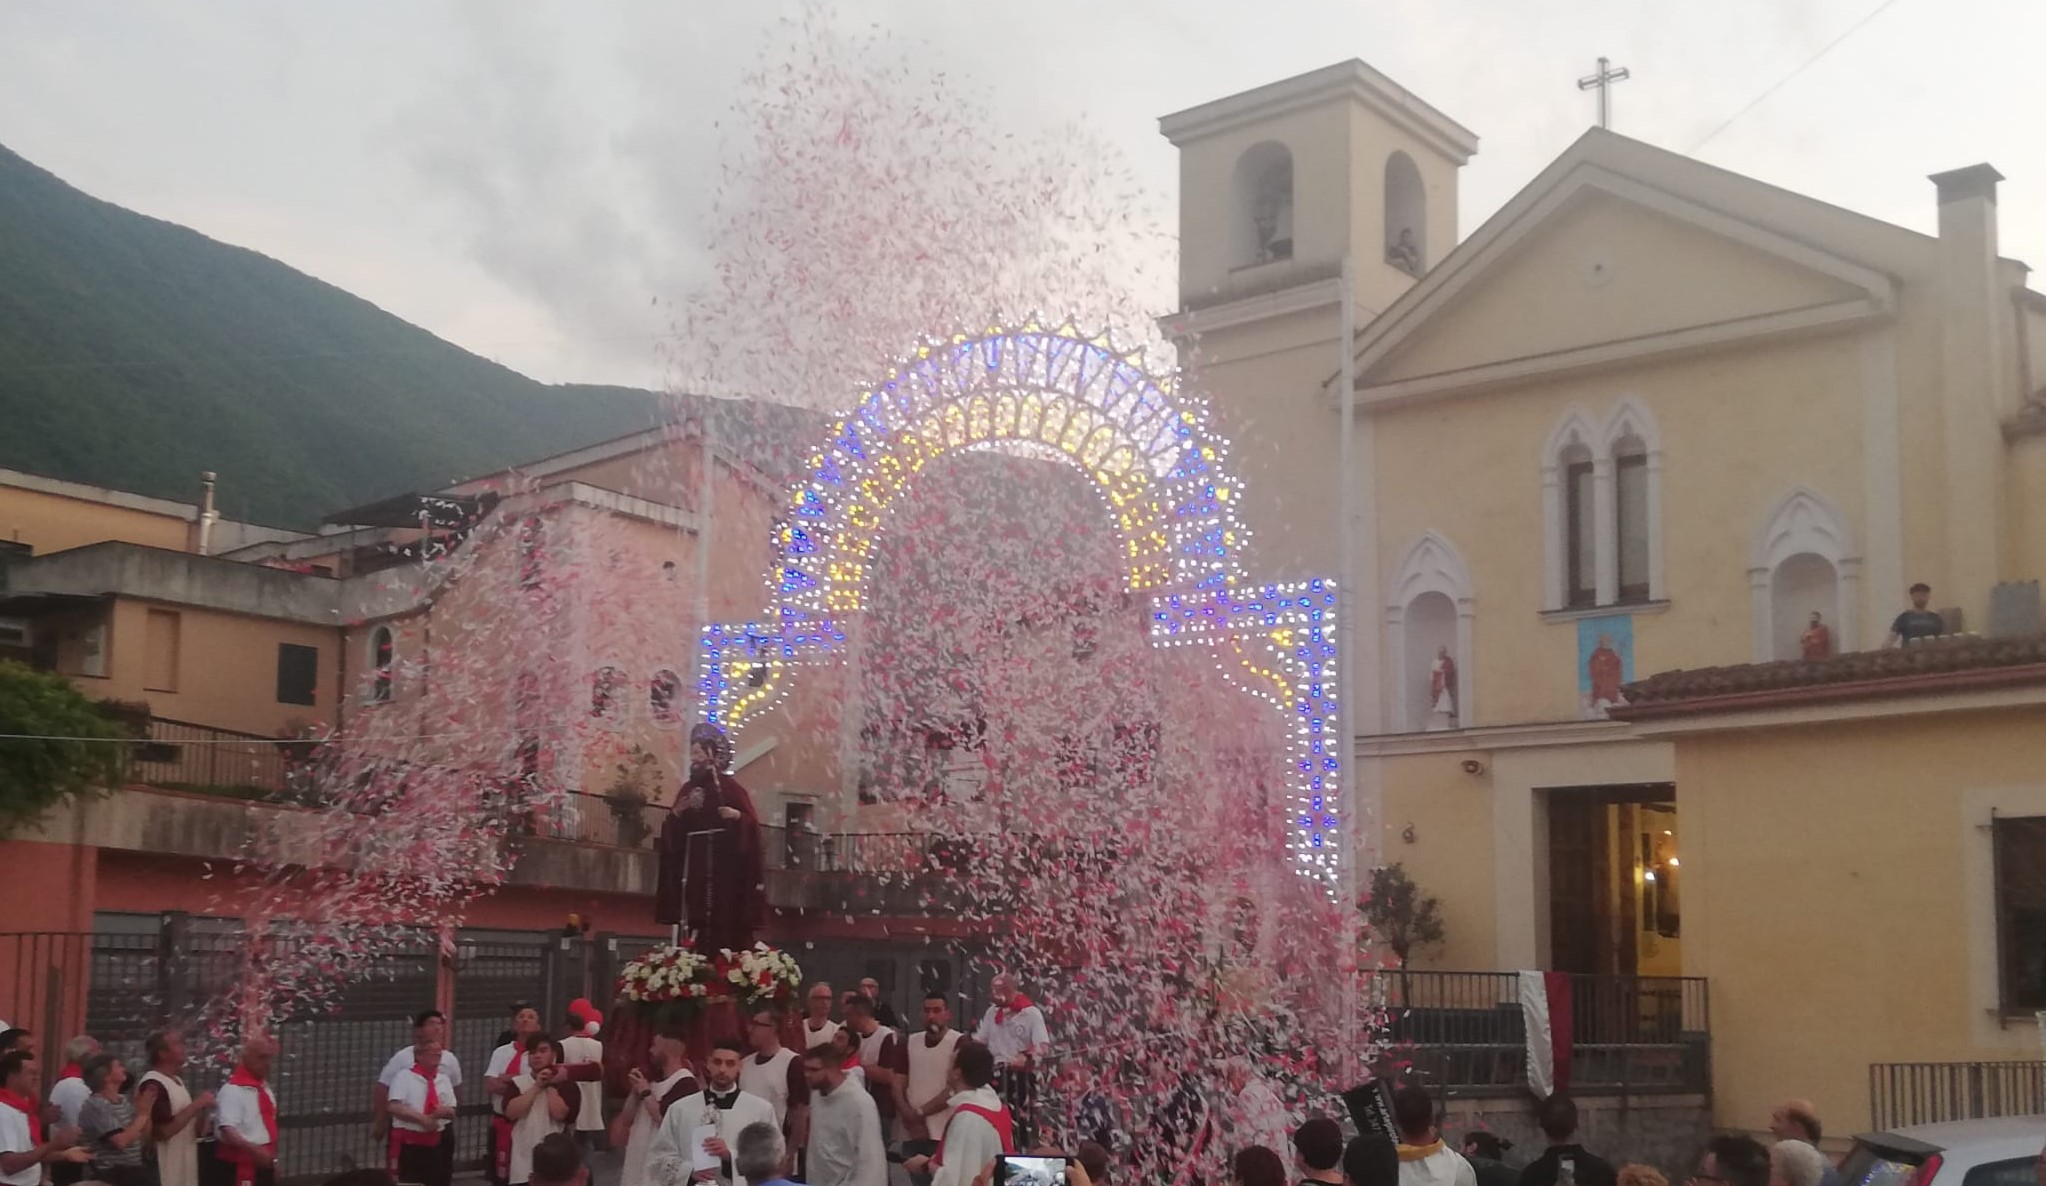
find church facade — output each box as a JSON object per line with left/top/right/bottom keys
{"left": 1161, "top": 61, "right": 2046, "bottom": 1134}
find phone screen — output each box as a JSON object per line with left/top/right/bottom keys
{"left": 998, "top": 1155, "right": 1072, "bottom": 1186}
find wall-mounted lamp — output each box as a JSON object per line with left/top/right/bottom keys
{"left": 1460, "top": 758, "right": 1485, "bottom": 776}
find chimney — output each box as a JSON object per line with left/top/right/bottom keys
{"left": 1929, "top": 163, "right": 2009, "bottom": 627}
{"left": 196, "top": 471, "right": 220, "bottom": 556}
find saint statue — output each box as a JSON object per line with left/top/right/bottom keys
{"left": 1428, "top": 646, "right": 1458, "bottom": 729}
{"left": 1800, "top": 611, "right": 1835, "bottom": 661}
{"left": 654, "top": 723, "right": 767, "bottom": 951}
{"left": 1586, "top": 634, "right": 1626, "bottom": 717}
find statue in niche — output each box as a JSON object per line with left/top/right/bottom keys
{"left": 1386, "top": 227, "right": 1423, "bottom": 276}
{"left": 1800, "top": 611, "right": 1835, "bottom": 660}
{"left": 1427, "top": 646, "right": 1458, "bottom": 730}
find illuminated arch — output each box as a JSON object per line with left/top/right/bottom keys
{"left": 701, "top": 324, "right": 1347, "bottom": 884}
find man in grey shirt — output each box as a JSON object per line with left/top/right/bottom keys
{"left": 799, "top": 1046, "right": 886, "bottom": 1186}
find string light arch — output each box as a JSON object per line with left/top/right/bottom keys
{"left": 698, "top": 323, "right": 1346, "bottom": 885}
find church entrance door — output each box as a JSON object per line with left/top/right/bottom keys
{"left": 1545, "top": 784, "right": 1679, "bottom": 976}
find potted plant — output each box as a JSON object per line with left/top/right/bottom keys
{"left": 605, "top": 745, "right": 663, "bottom": 847}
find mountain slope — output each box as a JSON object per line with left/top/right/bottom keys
{"left": 0, "top": 143, "right": 665, "bottom": 528}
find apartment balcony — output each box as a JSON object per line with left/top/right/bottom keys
{"left": 31, "top": 726, "right": 968, "bottom": 917}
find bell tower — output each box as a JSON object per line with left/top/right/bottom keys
{"left": 1157, "top": 62, "right": 1476, "bottom": 744}
{"left": 1160, "top": 59, "right": 1477, "bottom": 328}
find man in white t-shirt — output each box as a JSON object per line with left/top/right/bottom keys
{"left": 386, "top": 1033, "right": 459, "bottom": 1186}
{"left": 375, "top": 1010, "right": 464, "bottom": 1143}
{"left": 216, "top": 1036, "right": 280, "bottom": 1186}
{"left": 46, "top": 1036, "right": 100, "bottom": 1131}
{"left": 559, "top": 1001, "right": 606, "bottom": 1147}
{"left": 648, "top": 1040, "right": 777, "bottom": 1186}
{"left": 485, "top": 1004, "right": 547, "bottom": 1186}
{"left": 738, "top": 1010, "right": 806, "bottom": 1177}
{"left": 902, "top": 1041, "right": 1008, "bottom": 1186}
{"left": 801, "top": 984, "right": 841, "bottom": 1051}
{"left": 973, "top": 975, "right": 1047, "bottom": 1149}
{"left": 0, "top": 1051, "right": 88, "bottom": 1186}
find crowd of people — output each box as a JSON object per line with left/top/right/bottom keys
{"left": 0, "top": 1001, "right": 1969, "bottom": 1186}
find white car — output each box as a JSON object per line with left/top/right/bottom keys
{"left": 1842, "top": 1116, "right": 2046, "bottom": 1186}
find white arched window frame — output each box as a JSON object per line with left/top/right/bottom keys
{"left": 1602, "top": 398, "right": 1664, "bottom": 606}
{"left": 1541, "top": 400, "right": 1666, "bottom": 610}
{"left": 1750, "top": 487, "right": 1860, "bottom": 661}
{"left": 1385, "top": 531, "right": 1476, "bottom": 731}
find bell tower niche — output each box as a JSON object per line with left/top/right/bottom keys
{"left": 1160, "top": 59, "right": 1477, "bottom": 326}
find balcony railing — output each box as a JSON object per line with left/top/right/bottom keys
{"left": 1870, "top": 1061, "right": 2046, "bottom": 1129}
{"left": 129, "top": 716, "right": 291, "bottom": 798}
{"left": 1377, "top": 970, "right": 1711, "bottom": 1096}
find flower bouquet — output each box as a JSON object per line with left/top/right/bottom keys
{"left": 617, "top": 943, "right": 714, "bottom": 1026}
{"left": 719, "top": 942, "right": 804, "bottom": 1013}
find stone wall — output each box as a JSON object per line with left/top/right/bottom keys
{"left": 1442, "top": 1093, "right": 1713, "bottom": 1182}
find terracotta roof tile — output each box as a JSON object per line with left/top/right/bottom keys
{"left": 1617, "top": 634, "right": 2046, "bottom": 716}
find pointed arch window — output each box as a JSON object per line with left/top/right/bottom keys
{"left": 591, "top": 666, "right": 625, "bottom": 718}
{"left": 368, "top": 626, "right": 394, "bottom": 703}
{"left": 1544, "top": 401, "right": 1665, "bottom": 611}
{"left": 649, "top": 669, "right": 681, "bottom": 723}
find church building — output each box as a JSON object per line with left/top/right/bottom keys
{"left": 1160, "top": 61, "right": 2046, "bottom": 1135}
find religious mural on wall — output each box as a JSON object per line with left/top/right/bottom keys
{"left": 1577, "top": 614, "right": 1634, "bottom": 719}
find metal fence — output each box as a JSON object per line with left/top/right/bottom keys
{"left": 131, "top": 717, "right": 291, "bottom": 797}
{"left": 1870, "top": 1061, "right": 2046, "bottom": 1129}
{"left": 1378, "top": 970, "right": 1711, "bottom": 1096}
{"left": 0, "top": 924, "right": 575, "bottom": 1183}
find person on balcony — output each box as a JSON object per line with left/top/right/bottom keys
{"left": 657, "top": 724, "right": 767, "bottom": 952}
{"left": 1514, "top": 1095, "right": 1613, "bottom": 1186}
{"left": 1390, "top": 1082, "right": 1475, "bottom": 1186}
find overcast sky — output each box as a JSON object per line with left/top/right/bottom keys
{"left": 2, "top": 0, "right": 2040, "bottom": 390}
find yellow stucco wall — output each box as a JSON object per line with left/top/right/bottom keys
{"left": 1370, "top": 333, "right": 1869, "bottom": 725}
{"left": 0, "top": 483, "right": 191, "bottom": 555}
{"left": 87, "top": 599, "right": 338, "bottom": 736}
{"left": 1371, "top": 193, "right": 1865, "bottom": 385}
{"left": 1670, "top": 702, "right": 2046, "bottom": 1133}
{"left": 1370, "top": 750, "right": 1498, "bottom": 970}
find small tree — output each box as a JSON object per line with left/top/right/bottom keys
{"left": 0, "top": 660, "right": 130, "bottom": 836}
{"left": 1361, "top": 862, "right": 1446, "bottom": 966}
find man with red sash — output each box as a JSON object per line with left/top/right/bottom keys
{"left": 1, "top": 1051, "right": 89, "bottom": 1186}
{"left": 972, "top": 977, "right": 1047, "bottom": 1149}
{"left": 387, "top": 1033, "right": 458, "bottom": 1186}
{"left": 486, "top": 1005, "right": 547, "bottom": 1186}
{"left": 215, "top": 1037, "right": 280, "bottom": 1186}
{"left": 903, "top": 1042, "right": 1012, "bottom": 1186}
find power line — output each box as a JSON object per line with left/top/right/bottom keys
{"left": 1688, "top": 0, "right": 1911, "bottom": 155}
